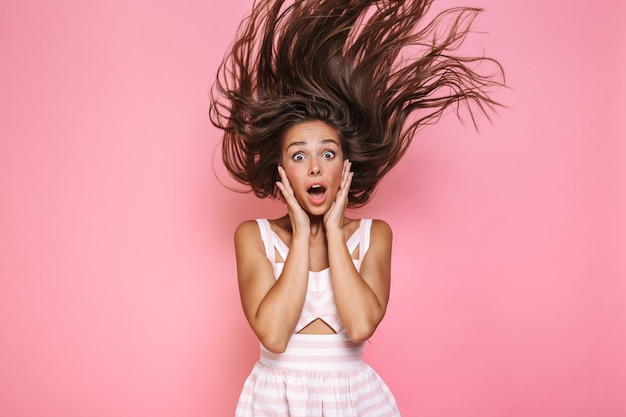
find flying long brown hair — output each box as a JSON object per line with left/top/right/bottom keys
{"left": 210, "top": 0, "right": 505, "bottom": 206}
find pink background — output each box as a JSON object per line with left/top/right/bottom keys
{"left": 1, "top": 0, "right": 624, "bottom": 416}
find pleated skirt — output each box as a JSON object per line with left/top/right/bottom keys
{"left": 235, "top": 333, "right": 400, "bottom": 417}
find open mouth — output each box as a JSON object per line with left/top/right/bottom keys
{"left": 307, "top": 184, "right": 326, "bottom": 199}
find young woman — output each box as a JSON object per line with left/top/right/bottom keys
{"left": 210, "top": 1, "right": 504, "bottom": 415}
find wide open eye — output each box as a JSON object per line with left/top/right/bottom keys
{"left": 322, "top": 150, "right": 335, "bottom": 159}
{"left": 292, "top": 152, "right": 306, "bottom": 161}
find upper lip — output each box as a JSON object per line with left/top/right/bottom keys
{"left": 307, "top": 181, "right": 326, "bottom": 192}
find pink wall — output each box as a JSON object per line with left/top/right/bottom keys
{"left": 1, "top": 1, "right": 624, "bottom": 416}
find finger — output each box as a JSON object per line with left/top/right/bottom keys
{"left": 275, "top": 180, "right": 290, "bottom": 201}
{"left": 342, "top": 165, "right": 353, "bottom": 191}
{"left": 345, "top": 170, "right": 354, "bottom": 191}
{"left": 340, "top": 160, "right": 352, "bottom": 188}
{"left": 276, "top": 169, "right": 305, "bottom": 215}
{"left": 338, "top": 168, "right": 353, "bottom": 199}
{"left": 340, "top": 171, "right": 354, "bottom": 210}
{"left": 341, "top": 159, "right": 350, "bottom": 182}
{"left": 277, "top": 166, "right": 295, "bottom": 196}
{"left": 276, "top": 181, "right": 298, "bottom": 207}
{"left": 277, "top": 165, "right": 289, "bottom": 186}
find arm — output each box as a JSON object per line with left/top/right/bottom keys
{"left": 235, "top": 220, "right": 310, "bottom": 353}
{"left": 323, "top": 160, "right": 392, "bottom": 342}
{"left": 326, "top": 219, "right": 392, "bottom": 342}
{"left": 236, "top": 166, "right": 312, "bottom": 353}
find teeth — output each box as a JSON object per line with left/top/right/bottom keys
{"left": 308, "top": 184, "right": 324, "bottom": 194}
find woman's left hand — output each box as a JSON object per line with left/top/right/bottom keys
{"left": 324, "top": 159, "right": 353, "bottom": 232}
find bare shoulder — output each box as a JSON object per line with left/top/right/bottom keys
{"left": 235, "top": 219, "right": 260, "bottom": 240}
{"left": 370, "top": 219, "right": 392, "bottom": 242}
{"left": 234, "top": 219, "right": 264, "bottom": 253}
{"left": 360, "top": 218, "right": 392, "bottom": 283}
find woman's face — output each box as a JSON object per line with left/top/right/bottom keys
{"left": 280, "top": 120, "right": 344, "bottom": 216}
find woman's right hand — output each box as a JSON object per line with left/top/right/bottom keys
{"left": 276, "top": 165, "right": 310, "bottom": 238}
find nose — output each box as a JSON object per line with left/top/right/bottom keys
{"left": 309, "top": 161, "right": 321, "bottom": 176}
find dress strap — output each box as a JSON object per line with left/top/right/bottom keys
{"left": 257, "top": 218, "right": 372, "bottom": 263}
{"left": 271, "top": 231, "right": 289, "bottom": 262}
{"left": 346, "top": 222, "right": 360, "bottom": 254}
{"left": 254, "top": 219, "right": 275, "bottom": 263}
{"left": 358, "top": 219, "right": 372, "bottom": 261}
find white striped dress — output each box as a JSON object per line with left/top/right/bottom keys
{"left": 234, "top": 219, "right": 400, "bottom": 417}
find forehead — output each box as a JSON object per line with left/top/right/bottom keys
{"left": 282, "top": 121, "right": 341, "bottom": 149}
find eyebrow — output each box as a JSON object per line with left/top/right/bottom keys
{"left": 286, "top": 139, "right": 340, "bottom": 150}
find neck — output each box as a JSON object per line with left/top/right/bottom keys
{"left": 308, "top": 214, "right": 325, "bottom": 237}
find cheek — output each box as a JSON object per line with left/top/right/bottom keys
{"left": 328, "top": 163, "right": 343, "bottom": 185}
{"left": 282, "top": 163, "right": 304, "bottom": 183}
